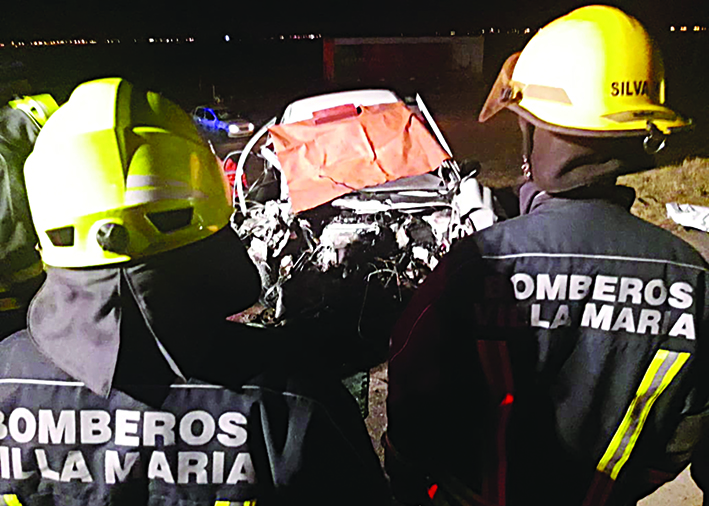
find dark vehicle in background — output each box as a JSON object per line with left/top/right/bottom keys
{"left": 191, "top": 105, "right": 255, "bottom": 138}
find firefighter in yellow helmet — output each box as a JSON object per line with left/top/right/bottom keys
{"left": 386, "top": 6, "right": 709, "bottom": 506}
{"left": 0, "top": 92, "right": 58, "bottom": 340}
{"left": 0, "top": 78, "right": 390, "bottom": 505}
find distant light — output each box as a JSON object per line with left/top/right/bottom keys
{"left": 149, "top": 38, "right": 155, "bottom": 43}
{"left": 224, "top": 35, "right": 230, "bottom": 42}
{"left": 670, "top": 26, "right": 675, "bottom": 31}
{"left": 694, "top": 26, "right": 701, "bottom": 31}
{"left": 450, "top": 30, "right": 455, "bottom": 36}
{"left": 680, "top": 26, "right": 687, "bottom": 31}
{"left": 524, "top": 28, "right": 531, "bottom": 34}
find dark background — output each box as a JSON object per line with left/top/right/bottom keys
{"left": 4, "top": 30, "right": 707, "bottom": 145}
{"left": 0, "top": 1, "right": 707, "bottom": 164}
{"left": 2, "top": 0, "right": 707, "bottom": 39}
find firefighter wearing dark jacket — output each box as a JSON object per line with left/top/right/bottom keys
{"left": 386, "top": 6, "right": 709, "bottom": 506}
{"left": 0, "top": 94, "right": 58, "bottom": 340}
{"left": 0, "top": 78, "right": 391, "bottom": 506}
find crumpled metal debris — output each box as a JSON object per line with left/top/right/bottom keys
{"left": 666, "top": 203, "right": 709, "bottom": 232}
{"left": 230, "top": 92, "right": 499, "bottom": 355}
{"left": 233, "top": 164, "right": 496, "bottom": 334}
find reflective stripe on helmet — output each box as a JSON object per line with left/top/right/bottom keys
{"left": 125, "top": 175, "right": 208, "bottom": 205}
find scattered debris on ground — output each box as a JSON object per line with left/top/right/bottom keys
{"left": 619, "top": 157, "right": 709, "bottom": 259}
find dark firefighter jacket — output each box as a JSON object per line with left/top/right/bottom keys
{"left": 0, "top": 105, "right": 44, "bottom": 340}
{"left": 386, "top": 183, "right": 709, "bottom": 506}
{"left": 0, "top": 227, "right": 391, "bottom": 506}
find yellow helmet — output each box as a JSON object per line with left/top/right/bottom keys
{"left": 8, "top": 93, "right": 59, "bottom": 127}
{"left": 24, "top": 78, "right": 233, "bottom": 268}
{"left": 479, "top": 5, "right": 691, "bottom": 136}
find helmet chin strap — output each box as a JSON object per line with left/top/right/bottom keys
{"left": 643, "top": 122, "right": 667, "bottom": 154}
{"left": 519, "top": 117, "right": 535, "bottom": 180}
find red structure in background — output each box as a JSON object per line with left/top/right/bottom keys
{"left": 322, "top": 36, "right": 484, "bottom": 87}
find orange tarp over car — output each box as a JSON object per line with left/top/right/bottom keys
{"left": 268, "top": 101, "right": 450, "bottom": 213}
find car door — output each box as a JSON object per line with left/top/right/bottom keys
{"left": 203, "top": 108, "right": 218, "bottom": 133}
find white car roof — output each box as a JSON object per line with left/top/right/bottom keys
{"left": 281, "top": 89, "right": 401, "bottom": 124}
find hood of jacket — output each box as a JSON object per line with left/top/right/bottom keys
{"left": 27, "top": 226, "right": 262, "bottom": 398}
{"left": 519, "top": 180, "right": 637, "bottom": 216}
{"left": 520, "top": 117, "right": 655, "bottom": 194}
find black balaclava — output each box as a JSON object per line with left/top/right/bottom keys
{"left": 518, "top": 117, "right": 655, "bottom": 194}
{"left": 28, "top": 227, "right": 262, "bottom": 399}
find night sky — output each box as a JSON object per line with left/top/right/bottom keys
{"left": 1, "top": 0, "right": 707, "bottom": 40}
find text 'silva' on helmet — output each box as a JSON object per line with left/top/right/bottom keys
{"left": 24, "top": 78, "right": 233, "bottom": 268}
{"left": 479, "top": 5, "right": 692, "bottom": 138}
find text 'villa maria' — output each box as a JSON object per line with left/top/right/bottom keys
{"left": 474, "top": 272, "right": 696, "bottom": 339}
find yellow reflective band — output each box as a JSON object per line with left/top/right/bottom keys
{"left": 1, "top": 494, "right": 23, "bottom": 506}
{"left": 124, "top": 175, "right": 208, "bottom": 205}
{"left": 597, "top": 349, "right": 690, "bottom": 480}
{"left": 214, "top": 501, "right": 257, "bottom": 506}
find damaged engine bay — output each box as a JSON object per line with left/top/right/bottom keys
{"left": 228, "top": 90, "right": 499, "bottom": 371}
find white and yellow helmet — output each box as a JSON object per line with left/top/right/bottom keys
{"left": 24, "top": 78, "right": 233, "bottom": 268}
{"left": 480, "top": 5, "right": 691, "bottom": 137}
{"left": 8, "top": 93, "right": 59, "bottom": 127}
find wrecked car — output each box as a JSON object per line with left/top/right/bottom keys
{"left": 227, "top": 89, "right": 498, "bottom": 365}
